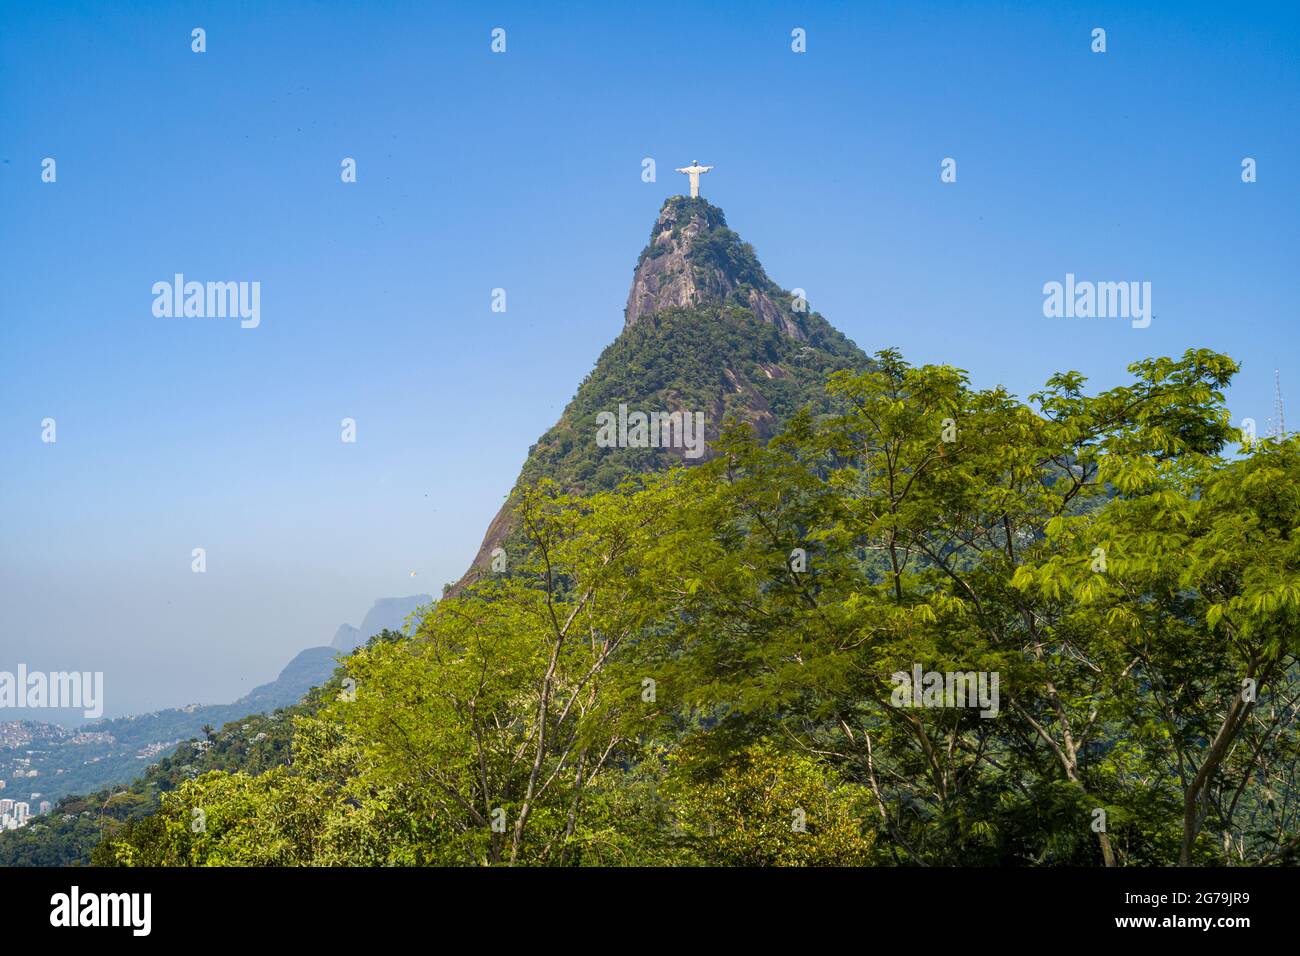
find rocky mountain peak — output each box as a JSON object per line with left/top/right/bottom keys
{"left": 624, "top": 196, "right": 807, "bottom": 340}
{"left": 450, "top": 198, "right": 866, "bottom": 595}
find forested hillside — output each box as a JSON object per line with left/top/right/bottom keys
{"left": 456, "top": 197, "right": 868, "bottom": 588}
{"left": 91, "top": 349, "right": 1300, "bottom": 867}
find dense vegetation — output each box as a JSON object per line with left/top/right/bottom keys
{"left": 522, "top": 303, "right": 864, "bottom": 495}
{"left": 91, "top": 348, "right": 1300, "bottom": 866}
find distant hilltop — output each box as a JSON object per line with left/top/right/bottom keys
{"left": 330, "top": 595, "right": 432, "bottom": 653}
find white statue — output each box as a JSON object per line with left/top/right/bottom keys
{"left": 675, "top": 160, "right": 713, "bottom": 198}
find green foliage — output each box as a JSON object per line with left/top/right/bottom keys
{"left": 88, "top": 347, "right": 1300, "bottom": 867}
{"left": 665, "top": 742, "right": 878, "bottom": 866}
{"left": 521, "top": 303, "right": 864, "bottom": 497}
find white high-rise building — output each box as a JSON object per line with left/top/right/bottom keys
{"left": 0, "top": 798, "right": 13, "bottom": 815}
{"left": 14, "top": 802, "right": 30, "bottom": 824}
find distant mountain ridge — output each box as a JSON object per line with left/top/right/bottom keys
{"left": 330, "top": 594, "right": 431, "bottom": 652}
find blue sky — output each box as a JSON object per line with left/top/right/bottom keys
{"left": 1, "top": 0, "right": 1297, "bottom": 720}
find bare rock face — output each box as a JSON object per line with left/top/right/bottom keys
{"left": 624, "top": 197, "right": 806, "bottom": 341}
{"left": 747, "top": 287, "right": 804, "bottom": 340}
{"left": 624, "top": 203, "right": 722, "bottom": 322}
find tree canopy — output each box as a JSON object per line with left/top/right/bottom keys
{"left": 94, "top": 349, "right": 1300, "bottom": 867}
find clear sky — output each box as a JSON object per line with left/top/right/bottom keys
{"left": 1, "top": 1, "right": 1296, "bottom": 721}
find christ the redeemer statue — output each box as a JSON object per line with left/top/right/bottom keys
{"left": 676, "top": 160, "right": 713, "bottom": 198}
